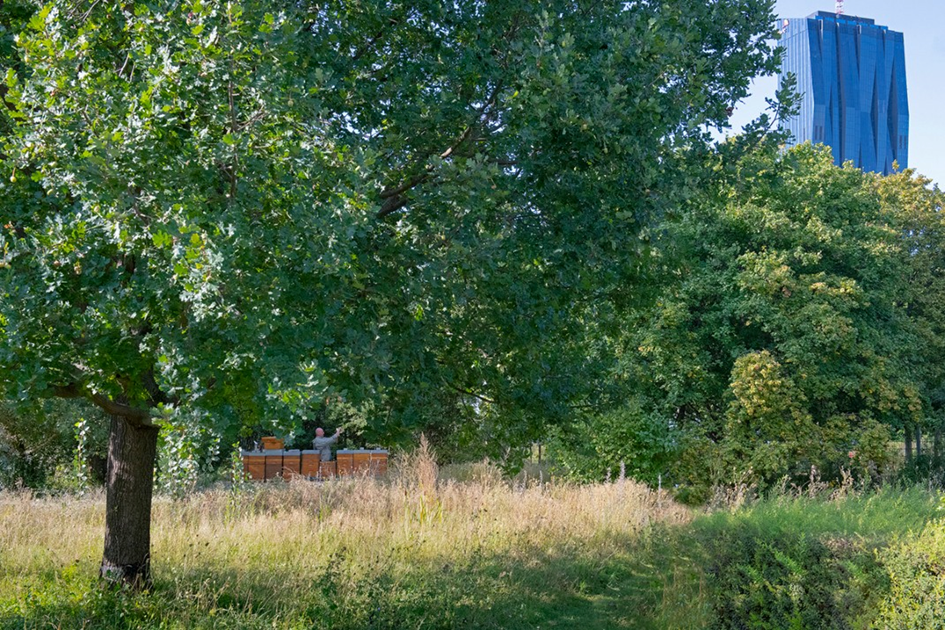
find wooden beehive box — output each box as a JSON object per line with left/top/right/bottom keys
{"left": 319, "top": 460, "right": 337, "bottom": 478}
{"left": 264, "top": 451, "right": 284, "bottom": 480}
{"left": 352, "top": 452, "right": 371, "bottom": 473}
{"left": 300, "top": 450, "right": 320, "bottom": 478}
{"left": 242, "top": 452, "right": 266, "bottom": 480}
{"left": 282, "top": 450, "right": 301, "bottom": 480}
{"left": 369, "top": 450, "right": 389, "bottom": 475}
{"left": 260, "top": 436, "right": 284, "bottom": 450}
{"left": 336, "top": 451, "right": 354, "bottom": 476}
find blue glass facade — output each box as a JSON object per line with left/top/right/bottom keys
{"left": 779, "top": 11, "right": 908, "bottom": 174}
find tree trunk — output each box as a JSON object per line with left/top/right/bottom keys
{"left": 935, "top": 427, "right": 942, "bottom": 464}
{"left": 904, "top": 425, "right": 913, "bottom": 464}
{"left": 916, "top": 426, "right": 923, "bottom": 459}
{"left": 100, "top": 414, "right": 159, "bottom": 589}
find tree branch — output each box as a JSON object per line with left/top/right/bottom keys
{"left": 374, "top": 78, "right": 509, "bottom": 220}
{"left": 446, "top": 382, "right": 496, "bottom": 405}
{"left": 52, "top": 383, "right": 84, "bottom": 399}
{"left": 51, "top": 382, "right": 156, "bottom": 427}
{"left": 89, "top": 393, "right": 156, "bottom": 427}
{"left": 379, "top": 172, "right": 430, "bottom": 200}
{"left": 377, "top": 195, "right": 409, "bottom": 219}
{"left": 352, "top": 25, "right": 390, "bottom": 62}
{"left": 141, "top": 369, "right": 176, "bottom": 408}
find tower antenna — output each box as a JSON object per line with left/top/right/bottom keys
{"left": 836, "top": 0, "right": 844, "bottom": 15}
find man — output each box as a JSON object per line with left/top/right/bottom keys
{"left": 312, "top": 426, "right": 343, "bottom": 461}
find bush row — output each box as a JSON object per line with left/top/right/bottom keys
{"left": 692, "top": 488, "right": 945, "bottom": 629}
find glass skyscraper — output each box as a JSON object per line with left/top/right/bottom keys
{"left": 778, "top": 11, "right": 908, "bottom": 174}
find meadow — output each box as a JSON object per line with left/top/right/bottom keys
{"left": 0, "top": 452, "right": 943, "bottom": 629}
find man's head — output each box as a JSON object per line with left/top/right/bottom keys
{"left": 315, "top": 428, "right": 325, "bottom": 438}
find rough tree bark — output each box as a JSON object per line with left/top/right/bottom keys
{"left": 916, "top": 426, "right": 923, "bottom": 459}
{"left": 100, "top": 414, "right": 159, "bottom": 589}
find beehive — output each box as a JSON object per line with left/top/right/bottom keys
{"left": 260, "top": 437, "right": 284, "bottom": 450}
{"left": 300, "top": 450, "right": 320, "bottom": 478}
{"left": 369, "top": 450, "right": 389, "bottom": 475}
{"left": 353, "top": 452, "right": 371, "bottom": 473}
{"left": 264, "top": 451, "right": 284, "bottom": 480}
{"left": 242, "top": 452, "right": 266, "bottom": 480}
{"left": 319, "top": 460, "right": 337, "bottom": 478}
{"left": 282, "top": 450, "right": 301, "bottom": 480}
{"left": 336, "top": 451, "right": 354, "bottom": 476}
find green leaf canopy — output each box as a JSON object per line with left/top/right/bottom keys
{"left": 0, "top": 0, "right": 778, "bottom": 442}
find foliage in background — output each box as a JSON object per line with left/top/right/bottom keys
{"left": 546, "top": 400, "right": 676, "bottom": 484}
{"left": 47, "top": 417, "right": 94, "bottom": 494}
{"left": 0, "top": 399, "right": 106, "bottom": 490}
{"left": 557, "top": 144, "right": 944, "bottom": 496}
{"left": 155, "top": 408, "right": 223, "bottom": 497}
{"left": 0, "top": 1, "right": 37, "bottom": 137}
{"left": 877, "top": 168, "right": 945, "bottom": 472}
{"left": 0, "top": 0, "right": 781, "bottom": 463}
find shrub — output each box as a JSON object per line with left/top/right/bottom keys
{"left": 698, "top": 521, "right": 876, "bottom": 629}
{"left": 0, "top": 400, "right": 107, "bottom": 490}
{"left": 546, "top": 401, "right": 676, "bottom": 485}
{"left": 693, "top": 489, "right": 940, "bottom": 629}
{"left": 871, "top": 519, "right": 945, "bottom": 629}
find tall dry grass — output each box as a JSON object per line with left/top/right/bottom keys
{"left": 0, "top": 448, "right": 694, "bottom": 628}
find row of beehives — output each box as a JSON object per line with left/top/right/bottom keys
{"left": 241, "top": 449, "right": 389, "bottom": 481}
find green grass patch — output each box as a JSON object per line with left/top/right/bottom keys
{"left": 0, "top": 483, "right": 941, "bottom": 629}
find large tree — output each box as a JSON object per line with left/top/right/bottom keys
{"left": 559, "top": 144, "right": 942, "bottom": 494}
{"left": 0, "top": 0, "right": 778, "bottom": 586}
{"left": 877, "top": 169, "right": 945, "bottom": 463}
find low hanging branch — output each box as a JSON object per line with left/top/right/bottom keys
{"left": 51, "top": 382, "right": 156, "bottom": 427}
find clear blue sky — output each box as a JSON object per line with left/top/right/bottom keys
{"left": 726, "top": 1, "right": 945, "bottom": 186}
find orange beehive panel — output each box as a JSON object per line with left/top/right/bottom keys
{"left": 282, "top": 450, "right": 301, "bottom": 480}
{"left": 265, "top": 453, "right": 284, "bottom": 480}
{"left": 300, "top": 451, "right": 320, "bottom": 477}
{"left": 353, "top": 452, "right": 371, "bottom": 473}
{"left": 243, "top": 454, "right": 266, "bottom": 480}
{"left": 369, "top": 452, "right": 388, "bottom": 476}
{"left": 336, "top": 452, "right": 354, "bottom": 477}
{"left": 319, "top": 461, "right": 337, "bottom": 478}
{"left": 261, "top": 437, "right": 284, "bottom": 450}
